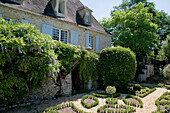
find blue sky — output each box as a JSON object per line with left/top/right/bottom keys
{"left": 80, "top": 0, "right": 170, "bottom": 20}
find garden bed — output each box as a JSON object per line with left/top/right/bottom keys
{"left": 123, "top": 95, "right": 143, "bottom": 108}
{"left": 136, "top": 87, "right": 156, "bottom": 98}
{"left": 97, "top": 104, "right": 136, "bottom": 113}
{"left": 154, "top": 92, "right": 170, "bottom": 112}
{"left": 81, "top": 95, "right": 99, "bottom": 108}
{"left": 42, "top": 103, "right": 87, "bottom": 113}
{"left": 105, "top": 98, "right": 118, "bottom": 104}
{"left": 93, "top": 92, "right": 120, "bottom": 98}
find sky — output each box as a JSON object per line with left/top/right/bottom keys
{"left": 80, "top": 0, "right": 170, "bottom": 20}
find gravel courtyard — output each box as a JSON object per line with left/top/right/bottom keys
{"left": 3, "top": 88, "right": 170, "bottom": 113}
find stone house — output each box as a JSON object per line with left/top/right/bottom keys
{"left": 0, "top": 0, "right": 112, "bottom": 100}
{"left": 0, "top": 0, "right": 112, "bottom": 53}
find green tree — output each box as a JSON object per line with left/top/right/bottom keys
{"left": 100, "top": 3, "right": 158, "bottom": 60}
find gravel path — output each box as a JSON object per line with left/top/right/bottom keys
{"left": 2, "top": 88, "right": 170, "bottom": 113}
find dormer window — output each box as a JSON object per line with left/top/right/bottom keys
{"left": 53, "top": 0, "right": 67, "bottom": 17}
{"left": 86, "top": 12, "right": 90, "bottom": 23}
{"left": 77, "top": 6, "right": 92, "bottom": 26}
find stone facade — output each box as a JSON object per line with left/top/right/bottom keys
{"left": 0, "top": 3, "right": 112, "bottom": 53}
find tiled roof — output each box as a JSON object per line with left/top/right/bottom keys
{"left": 0, "top": 0, "right": 110, "bottom": 35}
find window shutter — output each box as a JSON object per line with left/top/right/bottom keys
{"left": 86, "top": 33, "right": 89, "bottom": 48}
{"left": 70, "top": 30, "right": 78, "bottom": 47}
{"left": 21, "top": 19, "right": 29, "bottom": 23}
{"left": 0, "top": 14, "right": 2, "bottom": 18}
{"left": 41, "top": 24, "right": 53, "bottom": 37}
{"left": 96, "top": 36, "right": 99, "bottom": 52}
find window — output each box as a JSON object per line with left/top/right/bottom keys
{"left": 54, "top": 0, "right": 67, "bottom": 17}
{"left": 86, "top": 12, "right": 90, "bottom": 23}
{"left": 52, "top": 28, "right": 68, "bottom": 44}
{"left": 58, "top": 0, "right": 65, "bottom": 14}
{"left": 89, "top": 36, "right": 94, "bottom": 49}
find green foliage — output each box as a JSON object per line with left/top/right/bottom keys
{"left": 81, "top": 95, "right": 99, "bottom": 109}
{"left": 0, "top": 18, "right": 59, "bottom": 105}
{"left": 155, "top": 92, "right": 170, "bottom": 112}
{"left": 54, "top": 41, "right": 81, "bottom": 73}
{"left": 78, "top": 49, "right": 99, "bottom": 89}
{"left": 100, "top": 3, "right": 159, "bottom": 60}
{"left": 42, "top": 102, "right": 87, "bottom": 113}
{"left": 133, "top": 84, "right": 143, "bottom": 91}
{"left": 122, "top": 94, "right": 143, "bottom": 108}
{"left": 105, "top": 98, "right": 118, "bottom": 104}
{"left": 106, "top": 86, "right": 116, "bottom": 95}
{"left": 136, "top": 88, "right": 156, "bottom": 98}
{"left": 93, "top": 92, "right": 120, "bottom": 98}
{"left": 97, "top": 104, "right": 136, "bottom": 113}
{"left": 98, "top": 46, "right": 136, "bottom": 89}
{"left": 157, "top": 35, "right": 170, "bottom": 62}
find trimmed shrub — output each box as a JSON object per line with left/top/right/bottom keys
{"left": 42, "top": 102, "right": 87, "bottom": 113}
{"left": 0, "top": 18, "right": 59, "bottom": 105}
{"left": 155, "top": 92, "right": 170, "bottom": 112}
{"left": 122, "top": 95, "right": 143, "bottom": 108}
{"left": 133, "top": 84, "right": 143, "bottom": 91}
{"left": 97, "top": 104, "right": 136, "bottom": 113}
{"left": 98, "top": 46, "right": 137, "bottom": 89}
{"left": 106, "top": 86, "right": 116, "bottom": 97}
{"left": 81, "top": 95, "right": 99, "bottom": 108}
{"left": 136, "top": 88, "right": 156, "bottom": 98}
{"left": 93, "top": 92, "right": 120, "bottom": 98}
{"left": 105, "top": 98, "right": 118, "bottom": 104}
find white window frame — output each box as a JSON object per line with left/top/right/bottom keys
{"left": 52, "top": 28, "right": 68, "bottom": 44}
{"left": 89, "top": 36, "right": 94, "bottom": 50}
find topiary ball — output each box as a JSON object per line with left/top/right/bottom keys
{"left": 98, "top": 46, "right": 137, "bottom": 89}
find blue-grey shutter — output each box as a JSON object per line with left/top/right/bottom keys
{"left": 41, "top": 24, "right": 53, "bottom": 37}
{"left": 0, "top": 14, "right": 2, "bottom": 18}
{"left": 85, "top": 33, "right": 89, "bottom": 48}
{"left": 96, "top": 36, "right": 99, "bottom": 52}
{"left": 70, "top": 30, "right": 78, "bottom": 47}
{"left": 21, "top": 19, "right": 29, "bottom": 23}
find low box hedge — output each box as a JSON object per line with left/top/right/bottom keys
{"left": 136, "top": 88, "right": 156, "bottom": 98}
{"left": 93, "top": 92, "right": 120, "bottom": 98}
{"left": 155, "top": 92, "right": 170, "bottom": 112}
{"left": 81, "top": 95, "right": 99, "bottom": 109}
{"left": 105, "top": 98, "right": 118, "bottom": 104}
{"left": 97, "top": 104, "right": 136, "bottom": 113}
{"left": 122, "top": 94, "right": 143, "bottom": 108}
{"left": 42, "top": 102, "right": 87, "bottom": 113}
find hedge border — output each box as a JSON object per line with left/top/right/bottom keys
{"left": 42, "top": 102, "right": 87, "bottom": 113}
{"left": 105, "top": 98, "right": 118, "bottom": 105}
{"left": 122, "top": 95, "right": 143, "bottom": 108}
{"left": 136, "top": 88, "right": 156, "bottom": 98}
{"left": 81, "top": 95, "right": 99, "bottom": 109}
{"left": 93, "top": 93, "right": 120, "bottom": 98}
{"left": 155, "top": 92, "right": 170, "bottom": 112}
{"left": 97, "top": 104, "right": 136, "bottom": 113}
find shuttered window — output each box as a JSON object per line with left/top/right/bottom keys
{"left": 96, "top": 36, "right": 99, "bottom": 52}
{"left": 52, "top": 28, "right": 68, "bottom": 44}
{"left": 70, "top": 30, "right": 78, "bottom": 46}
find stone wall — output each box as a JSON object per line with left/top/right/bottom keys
{"left": 138, "top": 64, "right": 154, "bottom": 82}
{"left": 0, "top": 3, "right": 112, "bottom": 53}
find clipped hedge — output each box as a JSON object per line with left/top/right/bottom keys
{"left": 0, "top": 18, "right": 59, "bottom": 105}
{"left": 155, "top": 92, "right": 170, "bottom": 112}
{"left": 106, "top": 98, "right": 118, "bottom": 104}
{"left": 81, "top": 95, "right": 99, "bottom": 108}
{"left": 93, "top": 92, "right": 120, "bottom": 98}
{"left": 136, "top": 88, "right": 156, "bottom": 98}
{"left": 42, "top": 102, "right": 87, "bottom": 113}
{"left": 97, "top": 104, "right": 136, "bottom": 113}
{"left": 98, "top": 46, "right": 137, "bottom": 89}
{"left": 122, "top": 95, "right": 143, "bottom": 108}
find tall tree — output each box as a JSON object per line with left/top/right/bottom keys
{"left": 100, "top": 3, "right": 158, "bottom": 61}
